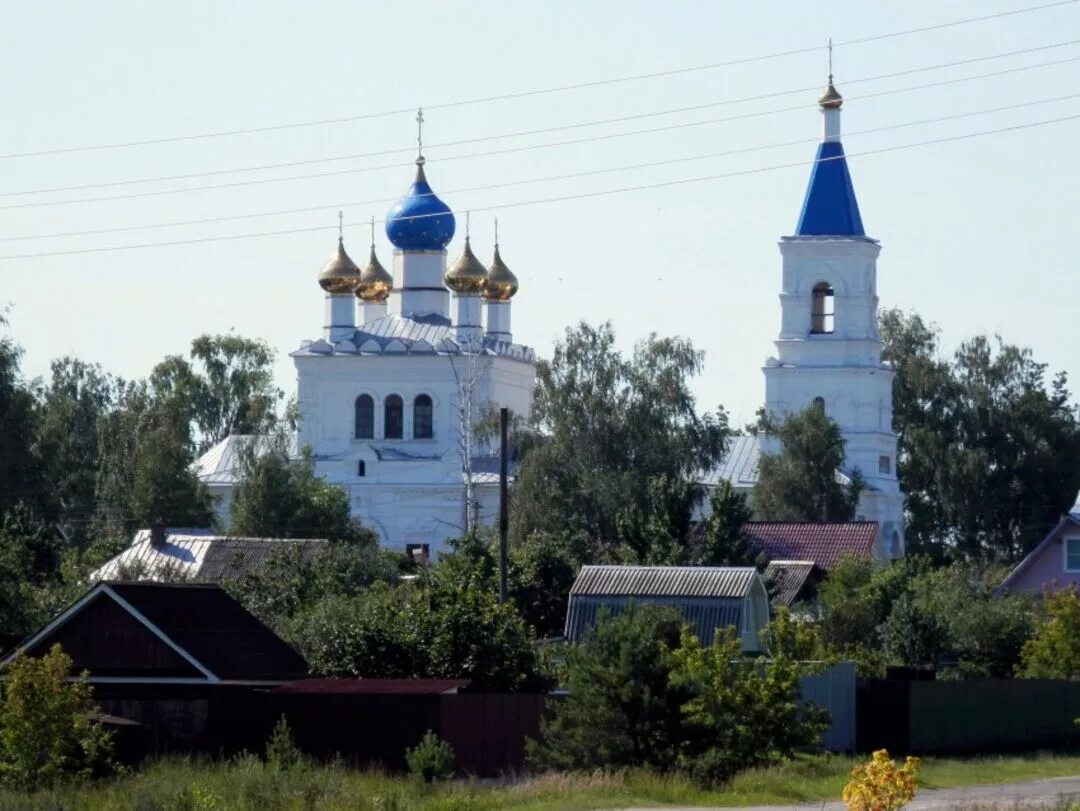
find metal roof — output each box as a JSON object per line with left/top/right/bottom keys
{"left": 192, "top": 434, "right": 297, "bottom": 486}
{"left": 764, "top": 561, "right": 816, "bottom": 607}
{"left": 743, "top": 522, "right": 878, "bottom": 570}
{"left": 795, "top": 140, "right": 865, "bottom": 237}
{"left": 91, "top": 532, "right": 329, "bottom": 584}
{"left": 569, "top": 565, "right": 758, "bottom": 599}
{"left": 274, "top": 678, "right": 468, "bottom": 695}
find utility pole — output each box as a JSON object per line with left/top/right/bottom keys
{"left": 498, "top": 406, "right": 509, "bottom": 604}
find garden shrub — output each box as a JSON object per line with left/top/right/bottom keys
{"left": 405, "top": 730, "right": 455, "bottom": 783}
{"left": 0, "top": 643, "right": 113, "bottom": 791}
{"left": 841, "top": 749, "right": 920, "bottom": 811}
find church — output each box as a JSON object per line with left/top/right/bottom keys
{"left": 195, "top": 75, "right": 905, "bottom": 558}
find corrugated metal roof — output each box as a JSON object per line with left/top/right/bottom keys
{"left": 273, "top": 678, "right": 468, "bottom": 695}
{"left": 91, "top": 533, "right": 329, "bottom": 584}
{"left": 192, "top": 434, "right": 298, "bottom": 486}
{"left": 764, "top": 561, "right": 816, "bottom": 607}
{"left": 743, "top": 522, "right": 878, "bottom": 570}
{"left": 564, "top": 596, "right": 745, "bottom": 646}
{"left": 569, "top": 565, "right": 757, "bottom": 598}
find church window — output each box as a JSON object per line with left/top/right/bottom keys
{"left": 357, "top": 460, "right": 366, "bottom": 477}
{"left": 878, "top": 455, "right": 891, "bottom": 475}
{"left": 354, "top": 394, "right": 374, "bottom": 439}
{"left": 413, "top": 394, "right": 434, "bottom": 439}
{"left": 384, "top": 394, "right": 404, "bottom": 439}
{"left": 811, "top": 283, "right": 835, "bottom": 334}
{"left": 812, "top": 396, "right": 825, "bottom": 413}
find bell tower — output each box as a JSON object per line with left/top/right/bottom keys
{"left": 762, "top": 73, "right": 905, "bottom": 557}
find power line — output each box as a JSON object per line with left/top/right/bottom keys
{"left": 1, "top": 112, "right": 1076, "bottom": 262}
{"left": 3, "top": 52, "right": 1078, "bottom": 213}
{"left": 4, "top": 38, "right": 1078, "bottom": 199}
{"left": 5, "top": 91, "right": 1078, "bottom": 245}
{"left": 0, "top": 0, "right": 1073, "bottom": 161}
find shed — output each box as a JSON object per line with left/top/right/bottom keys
{"left": 564, "top": 565, "right": 770, "bottom": 651}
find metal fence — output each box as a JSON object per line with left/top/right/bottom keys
{"left": 800, "top": 662, "right": 857, "bottom": 752}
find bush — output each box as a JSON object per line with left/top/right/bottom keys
{"left": 1018, "top": 586, "right": 1080, "bottom": 678}
{"left": 0, "top": 643, "right": 113, "bottom": 791}
{"left": 841, "top": 749, "right": 920, "bottom": 811}
{"left": 529, "top": 605, "right": 828, "bottom": 785}
{"left": 264, "top": 715, "right": 303, "bottom": 774}
{"left": 405, "top": 730, "right": 455, "bottom": 783}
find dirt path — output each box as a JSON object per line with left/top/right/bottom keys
{"left": 619, "top": 775, "right": 1080, "bottom": 810}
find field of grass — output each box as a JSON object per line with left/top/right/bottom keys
{"left": 3, "top": 751, "right": 1080, "bottom": 811}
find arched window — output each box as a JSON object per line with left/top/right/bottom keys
{"left": 413, "top": 394, "right": 434, "bottom": 439}
{"left": 357, "top": 460, "right": 366, "bottom": 477}
{"left": 811, "top": 282, "right": 835, "bottom": 334}
{"left": 384, "top": 394, "right": 403, "bottom": 439}
{"left": 812, "top": 396, "right": 826, "bottom": 413}
{"left": 354, "top": 395, "right": 374, "bottom": 439}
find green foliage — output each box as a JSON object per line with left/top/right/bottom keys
{"left": 1018, "top": 587, "right": 1080, "bottom": 679}
{"left": 509, "top": 530, "right": 589, "bottom": 638}
{"left": 754, "top": 406, "right": 863, "bottom": 522}
{"left": 265, "top": 715, "right": 304, "bottom": 774}
{"left": 881, "top": 308, "right": 1080, "bottom": 560}
{"left": 230, "top": 442, "right": 368, "bottom": 543}
{"left": 511, "top": 322, "right": 730, "bottom": 562}
{"left": 151, "top": 334, "right": 282, "bottom": 454}
{"left": 405, "top": 730, "right": 455, "bottom": 783}
{"left": 0, "top": 644, "right": 113, "bottom": 791}
{"left": 692, "top": 480, "right": 757, "bottom": 567}
{"left": 529, "top": 605, "right": 827, "bottom": 785}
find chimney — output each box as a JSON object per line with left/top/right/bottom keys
{"left": 150, "top": 521, "right": 167, "bottom": 549}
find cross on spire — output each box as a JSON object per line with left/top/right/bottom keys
{"left": 416, "top": 107, "right": 425, "bottom": 160}
{"left": 828, "top": 37, "right": 834, "bottom": 81}
{"left": 494, "top": 216, "right": 499, "bottom": 246}
{"left": 338, "top": 210, "right": 344, "bottom": 241}
{"left": 465, "top": 209, "right": 471, "bottom": 239}
{"left": 369, "top": 216, "right": 375, "bottom": 248}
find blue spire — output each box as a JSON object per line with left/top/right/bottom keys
{"left": 794, "top": 75, "right": 865, "bottom": 238}
{"left": 795, "top": 141, "right": 864, "bottom": 237}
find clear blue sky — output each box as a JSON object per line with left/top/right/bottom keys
{"left": 1, "top": 1, "right": 1077, "bottom": 427}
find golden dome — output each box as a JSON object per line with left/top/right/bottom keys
{"left": 356, "top": 244, "right": 393, "bottom": 303}
{"left": 444, "top": 236, "right": 487, "bottom": 295}
{"left": 318, "top": 238, "right": 361, "bottom": 294}
{"left": 484, "top": 244, "right": 519, "bottom": 302}
{"left": 819, "top": 77, "right": 843, "bottom": 110}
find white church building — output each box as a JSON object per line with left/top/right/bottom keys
{"left": 196, "top": 150, "right": 535, "bottom": 557}
{"left": 196, "top": 75, "right": 905, "bottom": 558}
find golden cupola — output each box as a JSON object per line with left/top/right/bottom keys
{"left": 483, "top": 243, "right": 519, "bottom": 301}
{"left": 318, "top": 237, "right": 361, "bottom": 294}
{"left": 356, "top": 243, "right": 393, "bottom": 303}
{"left": 818, "top": 75, "right": 843, "bottom": 110}
{"left": 444, "top": 236, "right": 487, "bottom": 295}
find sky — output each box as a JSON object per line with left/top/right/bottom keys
{"left": 0, "top": 0, "right": 1078, "bottom": 427}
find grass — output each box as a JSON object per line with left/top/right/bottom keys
{"left": 3, "top": 752, "right": 1080, "bottom": 810}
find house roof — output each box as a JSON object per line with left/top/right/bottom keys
{"left": 764, "top": 561, "right": 816, "bottom": 607}
{"left": 742, "top": 522, "right": 879, "bottom": 570}
{"left": 569, "top": 565, "right": 758, "bottom": 599}
{"left": 273, "top": 679, "right": 468, "bottom": 695}
{"left": 90, "top": 530, "right": 329, "bottom": 584}
{"left": 998, "top": 513, "right": 1080, "bottom": 593}
{"left": 3, "top": 582, "right": 307, "bottom": 683}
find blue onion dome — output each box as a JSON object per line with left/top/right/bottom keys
{"left": 483, "top": 243, "right": 519, "bottom": 301}
{"left": 444, "top": 236, "right": 487, "bottom": 294}
{"left": 317, "top": 237, "right": 361, "bottom": 294}
{"left": 385, "top": 158, "right": 456, "bottom": 251}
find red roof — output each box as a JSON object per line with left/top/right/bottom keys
{"left": 742, "top": 522, "right": 878, "bottom": 570}
{"left": 273, "top": 678, "right": 469, "bottom": 695}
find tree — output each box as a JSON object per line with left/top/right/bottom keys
{"left": 229, "top": 442, "right": 370, "bottom": 543}
{"left": 528, "top": 604, "right": 691, "bottom": 772}
{"left": 151, "top": 334, "right": 282, "bottom": 454}
{"left": 1018, "top": 587, "right": 1080, "bottom": 679}
{"left": 0, "top": 644, "right": 113, "bottom": 791}
{"left": 512, "top": 322, "right": 730, "bottom": 562}
{"left": 693, "top": 480, "right": 757, "bottom": 567}
{"left": 881, "top": 308, "right": 1080, "bottom": 560}
{"left": 509, "top": 530, "right": 589, "bottom": 638}
{"left": 0, "top": 315, "right": 44, "bottom": 520}
{"left": 753, "top": 406, "right": 863, "bottom": 522}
